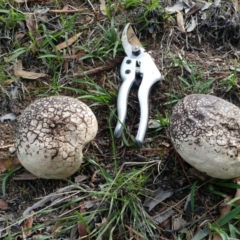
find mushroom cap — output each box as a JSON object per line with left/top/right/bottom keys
{"left": 14, "top": 96, "right": 98, "bottom": 179}
{"left": 170, "top": 94, "right": 240, "bottom": 179}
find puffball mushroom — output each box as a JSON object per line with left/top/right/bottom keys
{"left": 170, "top": 94, "right": 240, "bottom": 179}
{"left": 14, "top": 96, "right": 98, "bottom": 179}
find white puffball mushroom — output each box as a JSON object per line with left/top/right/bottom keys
{"left": 14, "top": 96, "right": 98, "bottom": 179}
{"left": 170, "top": 94, "right": 240, "bottom": 179}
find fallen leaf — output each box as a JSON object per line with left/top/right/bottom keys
{"left": 49, "top": 8, "right": 89, "bottom": 13}
{"left": 165, "top": 1, "right": 185, "bottom": 13}
{"left": 186, "top": 2, "right": 204, "bottom": 16}
{"left": 23, "top": 210, "right": 34, "bottom": 236}
{"left": 233, "top": 179, "right": 240, "bottom": 204}
{"left": 56, "top": 32, "right": 82, "bottom": 50}
{"left": 151, "top": 209, "right": 174, "bottom": 224}
{"left": 219, "top": 196, "right": 232, "bottom": 218}
{"left": 100, "top": 0, "right": 107, "bottom": 16}
{"left": 125, "top": 225, "right": 145, "bottom": 239}
{"left": 148, "top": 119, "right": 161, "bottom": 129}
{"left": 78, "top": 224, "right": 88, "bottom": 240}
{"left": 186, "top": 16, "right": 197, "bottom": 32}
{"left": 0, "top": 157, "right": 20, "bottom": 174}
{"left": 213, "top": 233, "right": 223, "bottom": 240}
{"left": 15, "top": 0, "right": 50, "bottom": 2}
{"left": 0, "top": 199, "right": 8, "bottom": 210}
{"left": 15, "top": 32, "right": 25, "bottom": 41}
{"left": 144, "top": 188, "right": 173, "bottom": 212}
{"left": 13, "top": 172, "right": 39, "bottom": 180}
{"left": 14, "top": 60, "right": 46, "bottom": 79}
{"left": 95, "top": 217, "right": 108, "bottom": 229}
{"left": 52, "top": 224, "right": 63, "bottom": 236}
{"left": 234, "top": 0, "right": 238, "bottom": 10}
{"left": 212, "top": 196, "right": 232, "bottom": 240}
{"left": 15, "top": 70, "right": 46, "bottom": 79}
{"left": 177, "top": 11, "right": 185, "bottom": 33}
{"left": 62, "top": 4, "right": 69, "bottom": 11}
{"left": 25, "top": 13, "right": 38, "bottom": 31}
{"left": 172, "top": 217, "right": 187, "bottom": 230}
{"left": 74, "top": 174, "right": 88, "bottom": 183}
{"left": 78, "top": 204, "right": 88, "bottom": 240}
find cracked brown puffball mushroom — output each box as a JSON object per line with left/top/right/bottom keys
{"left": 14, "top": 96, "right": 98, "bottom": 179}
{"left": 170, "top": 94, "right": 240, "bottom": 179}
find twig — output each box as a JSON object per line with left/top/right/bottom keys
{"left": 72, "top": 57, "right": 123, "bottom": 77}
{"left": 49, "top": 8, "right": 91, "bottom": 13}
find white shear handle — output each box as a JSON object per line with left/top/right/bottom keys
{"left": 136, "top": 70, "right": 161, "bottom": 147}
{"left": 114, "top": 57, "right": 136, "bottom": 138}
{"left": 135, "top": 79, "right": 159, "bottom": 147}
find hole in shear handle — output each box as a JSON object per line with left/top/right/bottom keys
{"left": 125, "top": 69, "right": 131, "bottom": 74}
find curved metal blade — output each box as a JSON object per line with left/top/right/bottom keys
{"left": 122, "top": 23, "right": 144, "bottom": 57}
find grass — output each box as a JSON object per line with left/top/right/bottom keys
{"left": 1, "top": 0, "right": 240, "bottom": 239}
{"left": 2, "top": 159, "right": 158, "bottom": 240}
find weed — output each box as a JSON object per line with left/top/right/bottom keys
{"left": 83, "top": 157, "right": 158, "bottom": 239}
{"left": 1, "top": 166, "right": 20, "bottom": 196}
{"left": 72, "top": 76, "right": 117, "bottom": 106}
{"left": 178, "top": 69, "right": 214, "bottom": 94}
{"left": 123, "top": 0, "right": 164, "bottom": 31}
{"left": 163, "top": 92, "right": 182, "bottom": 105}
{"left": 220, "top": 62, "right": 240, "bottom": 92}
{"left": 1, "top": 159, "right": 158, "bottom": 239}
{"left": 78, "top": 19, "right": 122, "bottom": 61}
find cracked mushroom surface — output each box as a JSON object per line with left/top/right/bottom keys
{"left": 14, "top": 96, "right": 98, "bottom": 179}
{"left": 170, "top": 94, "right": 240, "bottom": 179}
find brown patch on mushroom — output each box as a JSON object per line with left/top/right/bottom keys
{"left": 14, "top": 96, "right": 98, "bottom": 179}
{"left": 170, "top": 94, "right": 240, "bottom": 179}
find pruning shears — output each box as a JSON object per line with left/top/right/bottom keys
{"left": 114, "top": 23, "right": 162, "bottom": 147}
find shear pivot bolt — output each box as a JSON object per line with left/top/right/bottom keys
{"left": 132, "top": 46, "right": 141, "bottom": 56}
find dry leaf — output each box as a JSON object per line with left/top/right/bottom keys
{"left": 78, "top": 204, "right": 88, "bottom": 240}
{"left": 52, "top": 225, "right": 63, "bottom": 236}
{"left": 0, "top": 157, "right": 20, "bottom": 174}
{"left": 144, "top": 188, "right": 173, "bottom": 212}
{"left": 212, "top": 196, "right": 232, "bottom": 240}
{"left": 177, "top": 11, "right": 185, "bottom": 33}
{"left": 15, "top": 0, "right": 50, "bottom": 2}
{"left": 186, "top": 16, "right": 197, "bottom": 32}
{"left": 213, "top": 233, "right": 223, "bottom": 240}
{"left": 62, "top": 4, "right": 69, "bottom": 11}
{"left": 165, "top": 1, "right": 185, "bottom": 13}
{"left": 14, "top": 60, "right": 46, "bottom": 79}
{"left": 56, "top": 32, "right": 82, "bottom": 50}
{"left": 74, "top": 174, "right": 88, "bottom": 183}
{"left": 15, "top": 32, "right": 25, "bottom": 41}
{"left": 23, "top": 210, "right": 34, "bottom": 236}
{"left": 15, "top": 70, "right": 46, "bottom": 79}
{"left": 78, "top": 223, "right": 88, "bottom": 240}
{"left": 0, "top": 199, "right": 8, "bottom": 210}
{"left": 234, "top": 0, "right": 238, "bottom": 10}
{"left": 49, "top": 8, "right": 89, "bottom": 13}
{"left": 186, "top": 2, "right": 204, "bottom": 16}
{"left": 13, "top": 172, "right": 39, "bottom": 180}
{"left": 100, "top": 0, "right": 107, "bottom": 16}
{"left": 125, "top": 225, "right": 145, "bottom": 239}
{"left": 26, "top": 13, "right": 38, "bottom": 31}
{"left": 95, "top": 217, "right": 108, "bottom": 229}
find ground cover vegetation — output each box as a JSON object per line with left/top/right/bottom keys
{"left": 0, "top": 0, "right": 240, "bottom": 239}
